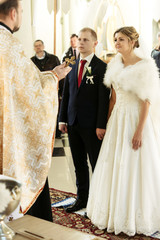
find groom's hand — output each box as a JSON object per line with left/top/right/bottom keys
{"left": 96, "top": 128, "right": 106, "bottom": 140}
{"left": 59, "top": 123, "right": 68, "bottom": 133}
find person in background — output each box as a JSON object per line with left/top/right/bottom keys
{"left": 0, "top": 0, "right": 71, "bottom": 222}
{"left": 151, "top": 32, "right": 160, "bottom": 72}
{"left": 62, "top": 33, "right": 79, "bottom": 62}
{"left": 31, "top": 40, "right": 63, "bottom": 138}
{"left": 31, "top": 40, "right": 60, "bottom": 71}
{"left": 59, "top": 27, "right": 110, "bottom": 213}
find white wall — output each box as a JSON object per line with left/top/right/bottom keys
{"left": 14, "top": 0, "right": 33, "bottom": 57}
{"left": 117, "top": 0, "right": 153, "bottom": 53}
{"left": 117, "top": 0, "right": 160, "bottom": 52}
{"left": 15, "top": 0, "right": 55, "bottom": 58}
{"left": 15, "top": 0, "right": 160, "bottom": 59}
{"left": 58, "top": 0, "right": 155, "bottom": 56}
{"left": 32, "top": 0, "right": 54, "bottom": 56}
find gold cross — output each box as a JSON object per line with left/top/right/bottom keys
{"left": 65, "top": 56, "right": 76, "bottom": 67}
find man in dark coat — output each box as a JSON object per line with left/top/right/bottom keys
{"left": 59, "top": 28, "right": 110, "bottom": 212}
{"left": 31, "top": 39, "right": 60, "bottom": 71}
{"left": 151, "top": 32, "right": 160, "bottom": 73}
{"left": 29, "top": 40, "right": 61, "bottom": 221}
{"left": 62, "top": 34, "right": 79, "bottom": 62}
{"left": 31, "top": 40, "right": 63, "bottom": 138}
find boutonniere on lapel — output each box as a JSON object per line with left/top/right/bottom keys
{"left": 85, "top": 66, "right": 94, "bottom": 84}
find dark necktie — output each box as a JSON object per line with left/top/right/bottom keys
{"left": 78, "top": 60, "right": 87, "bottom": 88}
{"left": 73, "top": 49, "right": 77, "bottom": 59}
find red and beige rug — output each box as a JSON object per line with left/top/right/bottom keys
{"left": 50, "top": 188, "right": 157, "bottom": 240}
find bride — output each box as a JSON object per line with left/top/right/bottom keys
{"left": 86, "top": 26, "right": 160, "bottom": 236}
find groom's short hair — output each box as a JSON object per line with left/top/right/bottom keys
{"left": 0, "top": 0, "right": 20, "bottom": 16}
{"left": 80, "top": 28, "right": 97, "bottom": 41}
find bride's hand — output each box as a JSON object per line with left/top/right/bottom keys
{"left": 132, "top": 130, "right": 142, "bottom": 150}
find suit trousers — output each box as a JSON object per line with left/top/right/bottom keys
{"left": 68, "top": 123, "right": 102, "bottom": 203}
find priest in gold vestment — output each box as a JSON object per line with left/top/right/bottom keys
{"left": 0, "top": 0, "right": 71, "bottom": 221}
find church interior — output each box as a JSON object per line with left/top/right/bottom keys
{"left": 15, "top": 0, "right": 160, "bottom": 187}
{"left": 16, "top": 0, "right": 160, "bottom": 59}
{"left": 5, "top": 0, "right": 160, "bottom": 239}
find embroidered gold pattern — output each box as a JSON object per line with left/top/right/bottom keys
{"left": 0, "top": 29, "right": 58, "bottom": 213}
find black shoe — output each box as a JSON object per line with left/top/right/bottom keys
{"left": 65, "top": 199, "right": 87, "bottom": 213}
{"left": 84, "top": 212, "right": 89, "bottom": 219}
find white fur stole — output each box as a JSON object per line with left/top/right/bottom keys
{"left": 103, "top": 54, "right": 160, "bottom": 105}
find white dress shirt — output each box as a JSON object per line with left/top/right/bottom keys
{"left": 78, "top": 52, "right": 94, "bottom": 78}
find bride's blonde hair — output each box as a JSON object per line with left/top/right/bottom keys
{"left": 114, "top": 26, "right": 139, "bottom": 48}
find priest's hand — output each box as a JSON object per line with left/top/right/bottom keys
{"left": 52, "top": 62, "right": 71, "bottom": 80}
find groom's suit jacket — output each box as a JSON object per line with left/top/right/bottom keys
{"left": 59, "top": 54, "right": 110, "bottom": 128}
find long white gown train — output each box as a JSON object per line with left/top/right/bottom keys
{"left": 87, "top": 79, "right": 160, "bottom": 236}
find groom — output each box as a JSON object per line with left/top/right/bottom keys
{"left": 59, "top": 27, "right": 110, "bottom": 212}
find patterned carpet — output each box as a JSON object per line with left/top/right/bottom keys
{"left": 50, "top": 188, "right": 157, "bottom": 240}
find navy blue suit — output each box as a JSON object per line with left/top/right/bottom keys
{"left": 59, "top": 54, "right": 110, "bottom": 202}
{"left": 151, "top": 49, "right": 160, "bottom": 73}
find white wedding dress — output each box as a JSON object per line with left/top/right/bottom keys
{"left": 87, "top": 79, "right": 160, "bottom": 236}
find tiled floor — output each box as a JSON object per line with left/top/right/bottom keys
{"left": 48, "top": 134, "right": 77, "bottom": 194}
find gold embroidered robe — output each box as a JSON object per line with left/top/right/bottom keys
{"left": 0, "top": 27, "right": 58, "bottom": 213}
